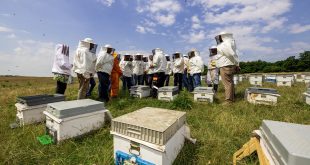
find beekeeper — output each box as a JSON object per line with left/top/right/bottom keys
{"left": 73, "top": 38, "right": 97, "bottom": 99}
{"left": 150, "top": 48, "right": 167, "bottom": 97}
{"left": 182, "top": 54, "right": 191, "bottom": 91}
{"left": 205, "top": 46, "right": 219, "bottom": 93}
{"left": 119, "top": 54, "right": 133, "bottom": 92}
{"left": 132, "top": 53, "right": 144, "bottom": 85}
{"left": 147, "top": 55, "right": 154, "bottom": 87}
{"left": 142, "top": 56, "right": 149, "bottom": 85}
{"left": 110, "top": 52, "right": 122, "bottom": 98}
{"left": 172, "top": 52, "right": 184, "bottom": 91}
{"left": 95, "top": 44, "right": 115, "bottom": 102}
{"left": 215, "top": 32, "right": 240, "bottom": 104}
{"left": 52, "top": 44, "right": 72, "bottom": 95}
{"left": 164, "top": 54, "right": 172, "bottom": 86}
{"left": 188, "top": 49, "right": 204, "bottom": 89}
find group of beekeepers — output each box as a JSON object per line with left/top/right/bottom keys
{"left": 51, "top": 32, "right": 240, "bottom": 104}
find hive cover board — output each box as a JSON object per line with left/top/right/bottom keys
{"left": 193, "top": 87, "right": 214, "bottom": 93}
{"left": 46, "top": 99, "right": 105, "bottom": 119}
{"left": 111, "top": 107, "right": 186, "bottom": 145}
{"left": 260, "top": 120, "right": 310, "bottom": 165}
{"left": 158, "top": 86, "right": 179, "bottom": 94}
{"left": 130, "top": 85, "right": 150, "bottom": 91}
{"left": 17, "top": 94, "right": 65, "bottom": 106}
{"left": 246, "top": 87, "right": 279, "bottom": 95}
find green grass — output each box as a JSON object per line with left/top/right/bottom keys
{"left": 0, "top": 76, "right": 309, "bottom": 165}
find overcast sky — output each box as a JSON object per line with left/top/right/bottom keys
{"left": 0, "top": 0, "right": 309, "bottom": 76}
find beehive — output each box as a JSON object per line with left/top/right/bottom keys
{"left": 264, "top": 74, "right": 276, "bottom": 83}
{"left": 130, "top": 85, "right": 151, "bottom": 98}
{"left": 233, "top": 75, "right": 239, "bottom": 85}
{"left": 192, "top": 87, "right": 214, "bottom": 102}
{"left": 157, "top": 86, "right": 179, "bottom": 101}
{"left": 245, "top": 87, "right": 280, "bottom": 105}
{"left": 249, "top": 74, "right": 263, "bottom": 86}
{"left": 276, "top": 74, "right": 294, "bottom": 87}
{"left": 303, "top": 88, "right": 310, "bottom": 105}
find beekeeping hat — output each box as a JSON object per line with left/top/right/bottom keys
{"left": 103, "top": 44, "right": 115, "bottom": 55}
{"left": 173, "top": 52, "right": 182, "bottom": 59}
{"left": 80, "top": 38, "right": 97, "bottom": 53}
{"left": 209, "top": 46, "right": 217, "bottom": 56}
{"left": 152, "top": 48, "right": 162, "bottom": 55}
{"left": 215, "top": 32, "right": 233, "bottom": 44}
{"left": 83, "top": 38, "right": 94, "bottom": 43}
{"left": 134, "top": 53, "right": 143, "bottom": 60}
{"left": 165, "top": 54, "right": 170, "bottom": 61}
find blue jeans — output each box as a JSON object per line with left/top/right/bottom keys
{"left": 133, "top": 74, "right": 144, "bottom": 85}
{"left": 193, "top": 73, "right": 202, "bottom": 88}
{"left": 122, "top": 76, "right": 133, "bottom": 91}
{"left": 86, "top": 77, "right": 96, "bottom": 96}
{"left": 183, "top": 70, "right": 190, "bottom": 91}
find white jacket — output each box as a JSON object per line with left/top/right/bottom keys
{"left": 132, "top": 60, "right": 144, "bottom": 75}
{"left": 95, "top": 46, "right": 114, "bottom": 75}
{"left": 147, "top": 60, "right": 154, "bottom": 74}
{"left": 183, "top": 57, "right": 189, "bottom": 70}
{"left": 208, "top": 55, "right": 218, "bottom": 70}
{"left": 52, "top": 44, "right": 72, "bottom": 75}
{"left": 216, "top": 34, "right": 239, "bottom": 67}
{"left": 73, "top": 41, "right": 97, "bottom": 78}
{"left": 152, "top": 49, "right": 167, "bottom": 73}
{"left": 119, "top": 60, "right": 133, "bottom": 77}
{"left": 165, "top": 61, "right": 172, "bottom": 75}
{"left": 173, "top": 57, "right": 184, "bottom": 74}
{"left": 144, "top": 62, "right": 149, "bottom": 73}
{"left": 189, "top": 52, "right": 204, "bottom": 75}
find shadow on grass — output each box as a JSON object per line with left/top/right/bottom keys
{"left": 173, "top": 140, "right": 201, "bottom": 165}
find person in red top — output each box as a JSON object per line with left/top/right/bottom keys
{"left": 110, "top": 52, "right": 122, "bottom": 98}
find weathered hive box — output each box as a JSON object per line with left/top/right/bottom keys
{"left": 234, "top": 75, "right": 239, "bottom": 85}
{"left": 249, "top": 74, "right": 263, "bottom": 86}
{"left": 43, "top": 99, "right": 110, "bottom": 143}
{"left": 130, "top": 85, "right": 151, "bottom": 98}
{"left": 192, "top": 87, "right": 214, "bottom": 103}
{"left": 276, "top": 74, "right": 294, "bottom": 87}
{"left": 260, "top": 120, "right": 310, "bottom": 165}
{"left": 111, "top": 107, "right": 187, "bottom": 165}
{"left": 245, "top": 87, "right": 280, "bottom": 105}
{"left": 158, "top": 86, "right": 179, "bottom": 101}
{"left": 15, "top": 94, "right": 65, "bottom": 126}
{"left": 305, "top": 75, "right": 310, "bottom": 84}
{"left": 265, "top": 74, "right": 276, "bottom": 83}
{"left": 239, "top": 75, "right": 245, "bottom": 82}
{"left": 294, "top": 74, "right": 305, "bottom": 82}
{"left": 303, "top": 88, "right": 310, "bottom": 105}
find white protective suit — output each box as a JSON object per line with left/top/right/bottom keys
{"left": 165, "top": 54, "right": 172, "bottom": 75}
{"left": 152, "top": 48, "right": 167, "bottom": 73}
{"left": 132, "top": 54, "right": 144, "bottom": 76}
{"left": 95, "top": 45, "right": 115, "bottom": 75}
{"left": 143, "top": 56, "right": 149, "bottom": 74}
{"left": 73, "top": 38, "right": 97, "bottom": 78}
{"left": 119, "top": 55, "right": 133, "bottom": 77}
{"left": 215, "top": 32, "right": 239, "bottom": 67}
{"left": 173, "top": 53, "right": 184, "bottom": 74}
{"left": 206, "top": 46, "right": 219, "bottom": 85}
{"left": 52, "top": 44, "right": 72, "bottom": 75}
{"left": 189, "top": 51, "right": 204, "bottom": 75}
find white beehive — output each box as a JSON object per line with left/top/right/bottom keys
{"left": 303, "top": 88, "right": 310, "bottom": 105}
{"left": 259, "top": 120, "right": 310, "bottom": 165}
{"left": 305, "top": 75, "right": 310, "bottom": 84}
{"left": 276, "top": 74, "right": 294, "bottom": 87}
{"left": 192, "top": 87, "right": 214, "bottom": 103}
{"left": 264, "top": 74, "right": 276, "bottom": 83}
{"left": 234, "top": 75, "right": 239, "bottom": 85}
{"left": 43, "top": 99, "right": 110, "bottom": 143}
{"left": 111, "top": 107, "right": 187, "bottom": 165}
{"left": 130, "top": 85, "right": 151, "bottom": 98}
{"left": 14, "top": 94, "right": 65, "bottom": 126}
{"left": 249, "top": 74, "right": 263, "bottom": 86}
{"left": 238, "top": 75, "right": 245, "bottom": 82}
{"left": 158, "top": 86, "right": 179, "bottom": 101}
{"left": 295, "top": 74, "right": 305, "bottom": 82}
{"left": 245, "top": 87, "right": 280, "bottom": 105}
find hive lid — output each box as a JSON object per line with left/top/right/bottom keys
{"left": 261, "top": 120, "right": 310, "bottom": 165}
{"left": 158, "top": 86, "right": 179, "bottom": 92}
{"left": 130, "top": 85, "right": 151, "bottom": 90}
{"left": 17, "top": 94, "right": 65, "bottom": 106}
{"left": 46, "top": 99, "right": 105, "bottom": 119}
{"left": 246, "top": 87, "right": 279, "bottom": 95}
{"left": 193, "top": 87, "right": 214, "bottom": 94}
{"left": 112, "top": 107, "right": 186, "bottom": 132}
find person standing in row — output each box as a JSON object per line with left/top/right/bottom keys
{"left": 132, "top": 53, "right": 144, "bottom": 85}
{"left": 73, "top": 38, "right": 97, "bottom": 99}
{"left": 150, "top": 48, "right": 167, "bottom": 97}
{"left": 147, "top": 55, "right": 154, "bottom": 87}
{"left": 188, "top": 49, "right": 204, "bottom": 89}
{"left": 172, "top": 52, "right": 184, "bottom": 91}
{"left": 110, "top": 52, "right": 122, "bottom": 98}
{"left": 164, "top": 54, "right": 172, "bottom": 86}
{"left": 95, "top": 44, "right": 115, "bottom": 102}
{"left": 119, "top": 54, "right": 133, "bottom": 92}
{"left": 215, "top": 32, "right": 240, "bottom": 104}
{"left": 52, "top": 44, "right": 72, "bottom": 95}
{"left": 142, "top": 56, "right": 149, "bottom": 85}
{"left": 86, "top": 76, "right": 96, "bottom": 97}
{"left": 206, "top": 46, "right": 219, "bottom": 93}
{"left": 183, "top": 54, "right": 191, "bottom": 91}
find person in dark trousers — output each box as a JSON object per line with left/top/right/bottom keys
{"left": 147, "top": 55, "right": 154, "bottom": 88}
{"left": 172, "top": 52, "right": 184, "bottom": 91}
{"left": 86, "top": 76, "right": 96, "bottom": 97}
{"left": 182, "top": 54, "right": 191, "bottom": 91}
{"left": 150, "top": 48, "right": 167, "bottom": 98}
{"left": 52, "top": 44, "right": 72, "bottom": 95}
{"left": 142, "top": 56, "right": 149, "bottom": 85}
{"left": 164, "top": 54, "right": 172, "bottom": 86}
{"left": 119, "top": 54, "right": 133, "bottom": 92}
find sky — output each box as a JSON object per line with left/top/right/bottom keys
{"left": 0, "top": 0, "right": 309, "bottom": 76}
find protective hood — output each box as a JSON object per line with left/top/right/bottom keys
{"left": 134, "top": 54, "right": 143, "bottom": 61}
{"left": 78, "top": 38, "right": 97, "bottom": 54}
{"left": 215, "top": 32, "right": 239, "bottom": 67}
{"left": 165, "top": 54, "right": 170, "bottom": 61}
{"left": 188, "top": 50, "right": 199, "bottom": 59}
{"left": 173, "top": 52, "right": 182, "bottom": 59}
{"left": 123, "top": 54, "right": 132, "bottom": 61}
{"left": 152, "top": 48, "right": 167, "bottom": 73}
{"left": 173, "top": 52, "right": 184, "bottom": 73}
{"left": 152, "top": 48, "right": 163, "bottom": 55}
{"left": 143, "top": 56, "right": 148, "bottom": 62}
{"left": 102, "top": 44, "right": 115, "bottom": 55}
{"left": 209, "top": 46, "right": 217, "bottom": 56}
{"left": 52, "top": 44, "right": 72, "bottom": 75}
{"left": 215, "top": 32, "right": 233, "bottom": 45}
{"left": 95, "top": 45, "right": 115, "bottom": 75}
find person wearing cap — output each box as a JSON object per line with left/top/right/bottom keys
{"left": 119, "top": 54, "right": 133, "bottom": 92}
{"left": 188, "top": 49, "right": 204, "bottom": 89}
{"left": 215, "top": 32, "right": 240, "bottom": 104}
{"left": 110, "top": 52, "right": 122, "bottom": 98}
{"left": 164, "top": 54, "right": 172, "bottom": 86}
{"left": 52, "top": 44, "right": 72, "bottom": 94}
{"left": 172, "top": 52, "right": 184, "bottom": 90}
{"left": 150, "top": 48, "right": 167, "bottom": 97}
{"left": 95, "top": 44, "right": 115, "bottom": 102}
{"left": 182, "top": 54, "right": 191, "bottom": 91}
{"left": 142, "top": 56, "right": 149, "bottom": 85}
{"left": 73, "top": 38, "right": 97, "bottom": 99}
{"left": 206, "top": 46, "right": 219, "bottom": 93}
{"left": 132, "top": 53, "right": 144, "bottom": 85}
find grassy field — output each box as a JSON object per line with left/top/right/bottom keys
{"left": 0, "top": 76, "right": 309, "bottom": 165}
